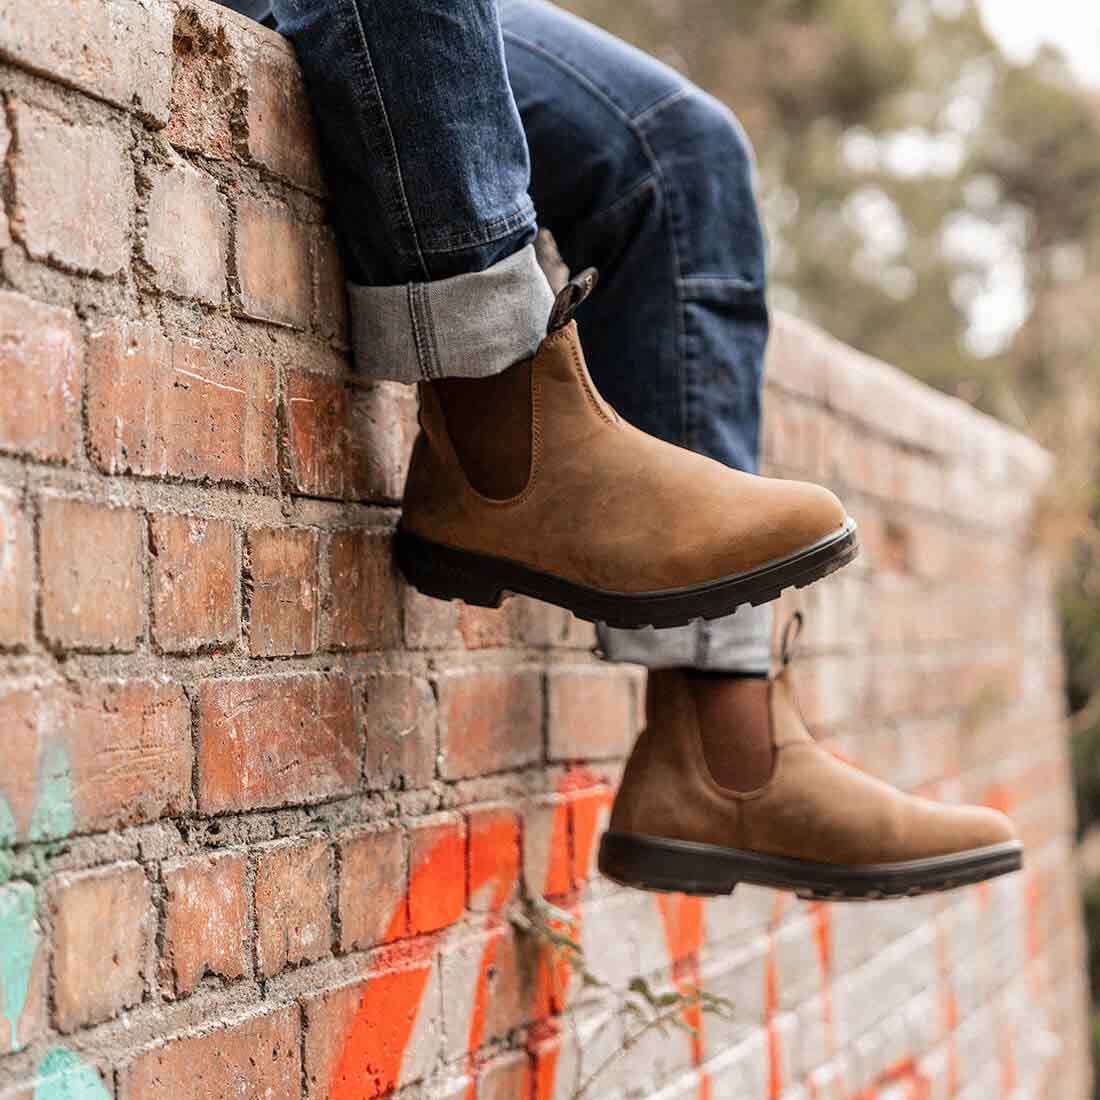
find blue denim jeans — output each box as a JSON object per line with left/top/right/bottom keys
{"left": 250, "top": 0, "right": 773, "bottom": 673}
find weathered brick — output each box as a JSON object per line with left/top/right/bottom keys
{"left": 87, "top": 321, "right": 278, "bottom": 487}
{"left": 362, "top": 673, "right": 437, "bottom": 791}
{"left": 161, "top": 852, "right": 249, "bottom": 998}
{"left": 197, "top": 674, "right": 358, "bottom": 813}
{"left": 120, "top": 1007, "right": 301, "bottom": 1100}
{"left": 302, "top": 954, "right": 441, "bottom": 1099}
{"left": 478, "top": 1051, "right": 531, "bottom": 1100}
{"left": 338, "top": 824, "right": 407, "bottom": 951}
{"left": 39, "top": 497, "right": 144, "bottom": 651}
{"left": 0, "top": 488, "right": 34, "bottom": 648}
{"left": 325, "top": 528, "right": 400, "bottom": 650}
{"left": 255, "top": 838, "right": 334, "bottom": 977}
{"left": 11, "top": 102, "right": 132, "bottom": 276}
{"left": 0, "top": 291, "right": 82, "bottom": 464}
{"left": 0, "top": 882, "right": 47, "bottom": 1052}
{"left": 436, "top": 667, "right": 542, "bottom": 779}
{"left": 165, "top": 5, "right": 249, "bottom": 158}
{"left": 150, "top": 513, "right": 237, "bottom": 653}
{"left": 284, "top": 371, "right": 417, "bottom": 502}
{"left": 440, "top": 925, "right": 532, "bottom": 1058}
{"left": 546, "top": 665, "right": 639, "bottom": 761}
{"left": 246, "top": 527, "right": 320, "bottom": 657}
{"left": 408, "top": 813, "right": 466, "bottom": 935}
{"left": 50, "top": 863, "right": 152, "bottom": 1031}
{"left": 0, "top": 679, "right": 191, "bottom": 844}
{"left": 0, "top": 0, "right": 172, "bottom": 122}
{"left": 246, "top": 42, "right": 325, "bottom": 192}
{"left": 466, "top": 803, "right": 520, "bottom": 912}
{"left": 313, "top": 226, "right": 348, "bottom": 342}
{"left": 522, "top": 793, "right": 571, "bottom": 899}
{"left": 235, "top": 197, "right": 312, "bottom": 328}
{"left": 144, "top": 161, "right": 228, "bottom": 304}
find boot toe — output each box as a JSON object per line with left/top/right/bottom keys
{"left": 766, "top": 480, "right": 849, "bottom": 560}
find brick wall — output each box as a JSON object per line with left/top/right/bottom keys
{"left": 0, "top": 2, "right": 1089, "bottom": 1099}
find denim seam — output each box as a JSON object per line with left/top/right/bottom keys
{"left": 630, "top": 87, "right": 691, "bottom": 128}
{"left": 501, "top": 30, "right": 690, "bottom": 447}
{"left": 407, "top": 283, "right": 436, "bottom": 380}
{"left": 337, "top": 0, "right": 429, "bottom": 280}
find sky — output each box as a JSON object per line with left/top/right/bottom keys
{"left": 976, "top": 0, "right": 1100, "bottom": 86}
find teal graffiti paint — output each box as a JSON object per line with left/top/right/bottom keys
{"left": 34, "top": 1048, "right": 112, "bottom": 1100}
{"left": 0, "top": 882, "right": 38, "bottom": 1051}
{"left": 29, "top": 739, "right": 75, "bottom": 844}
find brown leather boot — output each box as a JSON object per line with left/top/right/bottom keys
{"left": 599, "top": 617, "right": 1021, "bottom": 899}
{"left": 397, "top": 271, "right": 858, "bottom": 629}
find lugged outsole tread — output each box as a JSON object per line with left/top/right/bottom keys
{"left": 396, "top": 519, "right": 860, "bottom": 629}
{"left": 597, "top": 831, "right": 1022, "bottom": 901}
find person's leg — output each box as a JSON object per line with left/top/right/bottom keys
{"left": 501, "top": 0, "right": 774, "bottom": 785}
{"left": 500, "top": 3, "right": 1021, "bottom": 900}
{"left": 265, "top": 0, "right": 855, "bottom": 631}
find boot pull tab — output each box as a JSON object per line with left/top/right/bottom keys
{"left": 547, "top": 267, "right": 599, "bottom": 333}
{"left": 779, "top": 610, "right": 804, "bottom": 668}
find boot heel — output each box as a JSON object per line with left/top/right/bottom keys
{"left": 598, "top": 832, "right": 739, "bottom": 897}
{"left": 395, "top": 527, "right": 505, "bottom": 609}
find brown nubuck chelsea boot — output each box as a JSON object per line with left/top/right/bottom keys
{"left": 598, "top": 614, "right": 1022, "bottom": 899}
{"left": 397, "top": 270, "right": 858, "bottom": 629}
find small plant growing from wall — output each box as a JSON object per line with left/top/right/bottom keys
{"left": 512, "top": 895, "right": 735, "bottom": 1099}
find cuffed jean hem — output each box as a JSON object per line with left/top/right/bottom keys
{"left": 598, "top": 603, "right": 773, "bottom": 675}
{"left": 347, "top": 244, "right": 556, "bottom": 384}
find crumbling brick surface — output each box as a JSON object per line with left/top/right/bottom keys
{"left": 0, "top": 2, "right": 1088, "bottom": 1098}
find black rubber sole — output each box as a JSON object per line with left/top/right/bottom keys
{"left": 395, "top": 518, "right": 859, "bottom": 629}
{"left": 597, "top": 831, "right": 1023, "bottom": 901}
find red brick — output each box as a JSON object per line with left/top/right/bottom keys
{"left": 235, "top": 197, "right": 312, "bottom": 328}
{"left": 436, "top": 667, "right": 542, "bottom": 779}
{"left": 458, "top": 603, "right": 516, "bottom": 650}
{"left": 246, "top": 527, "right": 320, "bottom": 656}
{"left": 144, "top": 161, "right": 228, "bottom": 304}
{"left": 39, "top": 497, "right": 144, "bottom": 651}
{"left": 197, "top": 674, "right": 358, "bottom": 813}
{"left": 466, "top": 804, "right": 520, "bottom": 912}
{"left": 403, "top": 586, "right": 460, "bottom": 649}
{"left": 408, "top": 813, "right": 466, "bottom": 934}
{"left": 325, "top": 529, "right": 400, "bottom": 650}
{"left": 87, "top": 321, "right": 278, "bottom": 487}
{"left": 362, "top": 673, "right": 437, "bottom": 790}
{"left": 337, "top": 824, "right": 407, "bottom": 951}
{"left": 0, "top": 291, "right": 82, "bottom": 464}
{"left": 546, "top": 665, "right": 639, "bottom": 761}
{"left": 478, "top": 1051, "right": 531, "bottom": 1100}
{"left": 522, "top": 794, "right": 571, "bottom": 900}
{"left": 302, "top": 955, "right": 440, "bottom": 1099}
{"left": 313, "top": 226, "right": 348, "bottom": 341}
{"left": 150, "top": 513, "right": 237, "bottom": 653}
{"left": 255, "top": 839, "right": 334, "bottom": 977}
{"left": 0, "top": 488, "right": 34, "bottom": 648}
{"left": 0, "top": 882, "right": 47, "bottom": 1052}
{"left": 568, "top": 784, "right": 614, "bottom": 887}
{"left": 284, "top": 371, "right": 417, "bottom": 502}
{"left": 246, "top": 42, "right": 325, "bottom": 192}
{"left": 0, "top": 0, "right": 172, "bottom": 122}
{"left": 0, "top": 679, "right": 191, "bottom": 843}
{"left": 161, "top": 852, "right": 249, "bottom": 997}
{"left": 11, "top": 102, "right": 132, "bottom": 276}
{"left": 50, "top": 863, "right": 152, "bottom": 1031}
{"left": 119, "top": 1007, "right": 301, "bottom": 1100}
